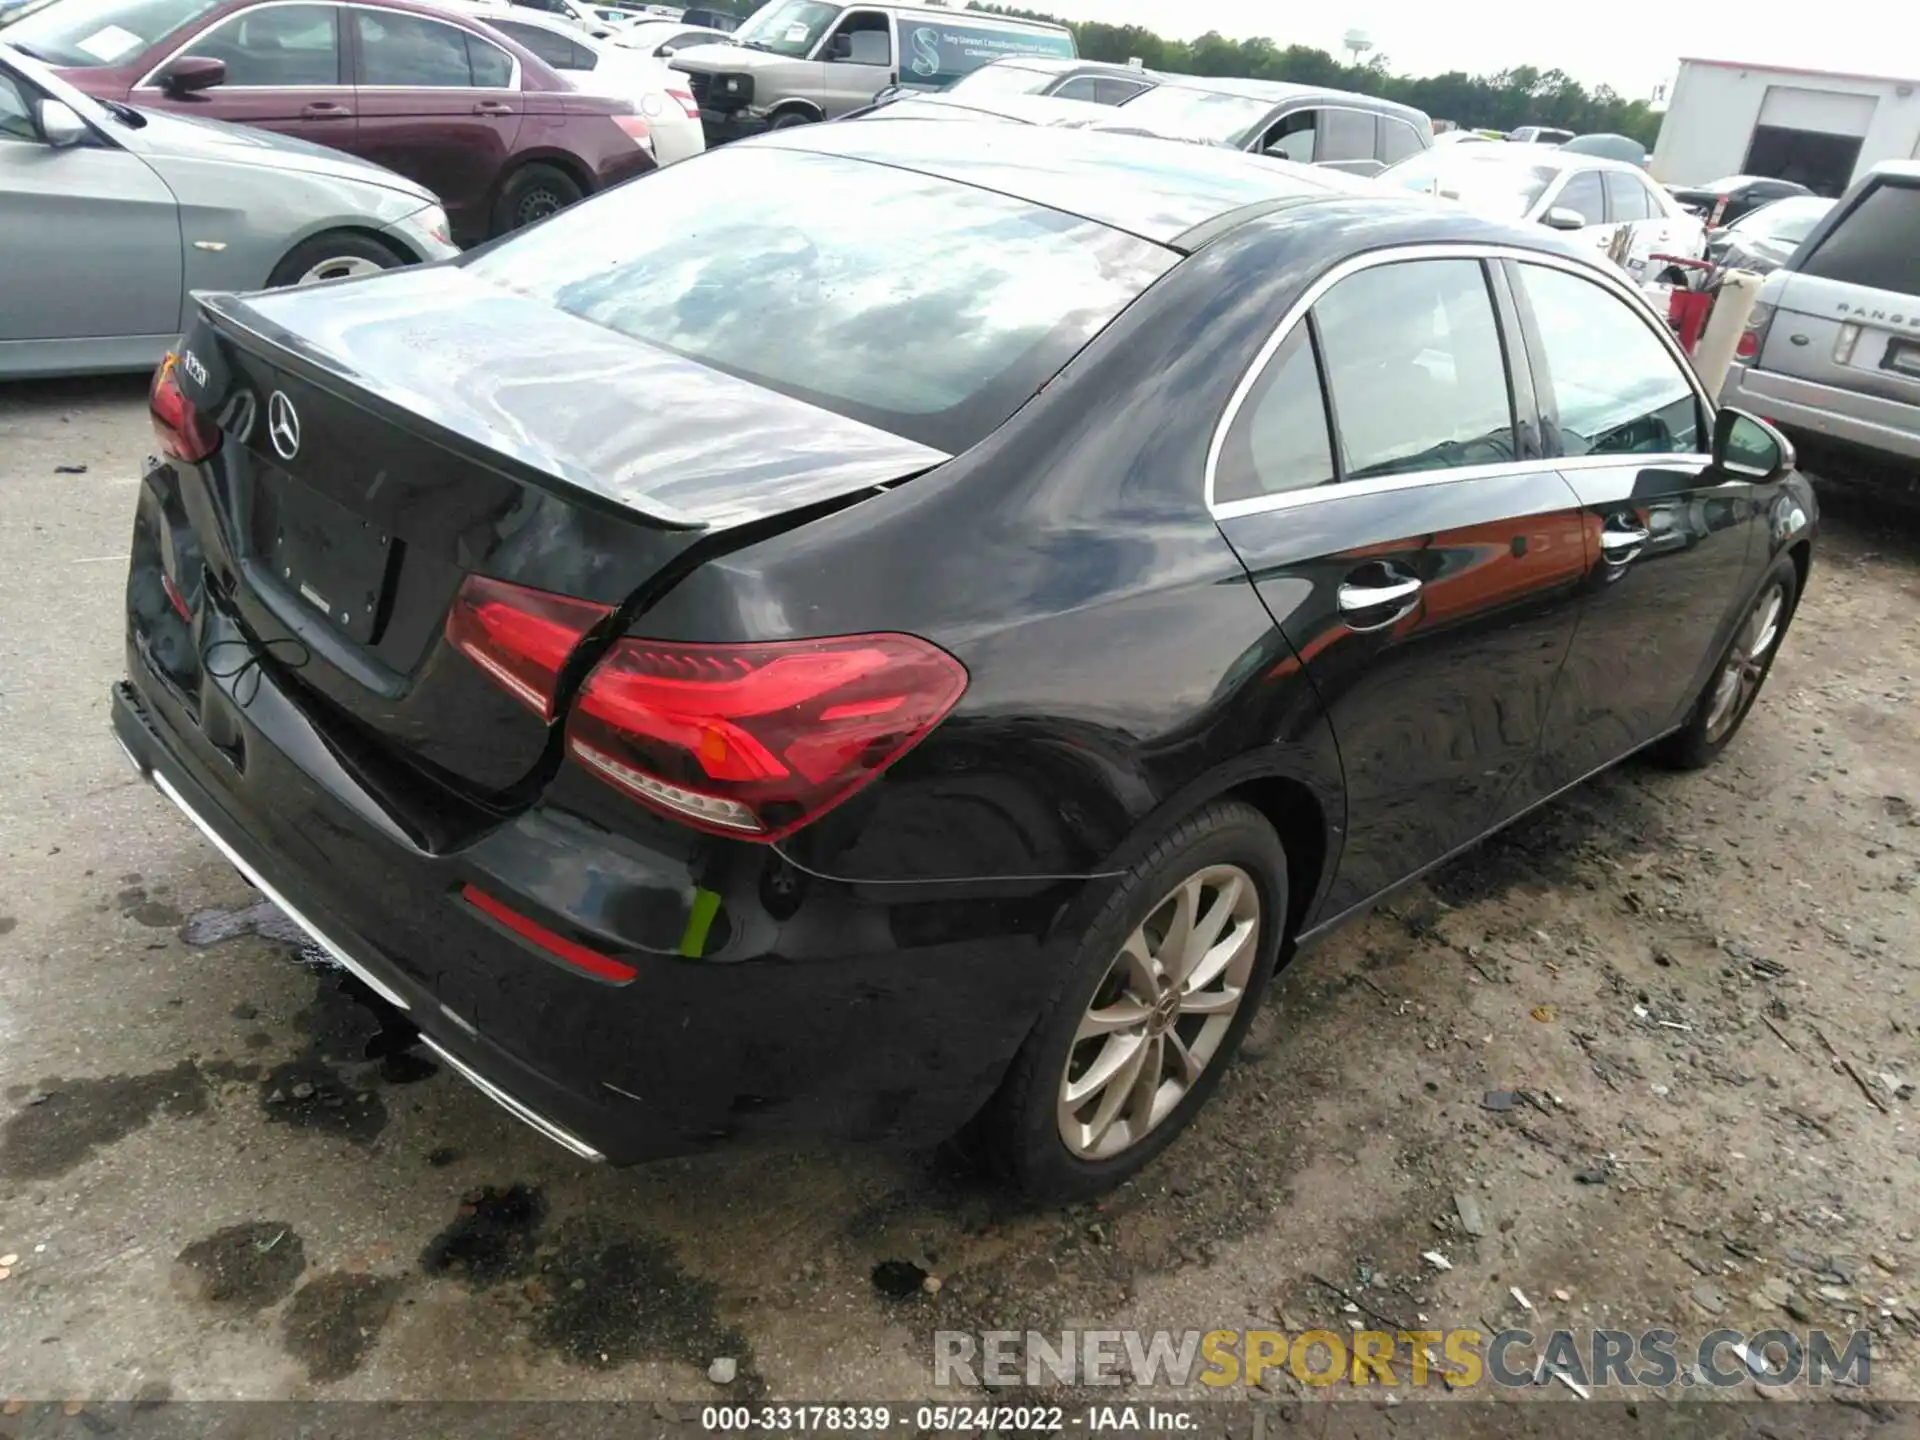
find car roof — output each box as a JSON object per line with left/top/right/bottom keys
{"left": 1864, "top": 159, "right": 1920, "bottom": 181}
{"left": 975, "top": 56, "right": 1151, "bottom": 78}
{"left": 869, "top": 92, "right": 1114, "bottom": 124}
{"left": 873, "top": 1, "right": 1069, "bottom": 31}
{"left": 757, "top": 119, "right": 1412, "bottom": 248}
{"left": 1148, "top": 75, "right": 1427, "bottom": 121}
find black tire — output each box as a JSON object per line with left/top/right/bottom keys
{"left": 265, "top": 231, "right": 404, "bottom": 289}
{"left": 767, "top": 109, "right": 816, "bottom": 130}
{"left": 491, "top": 163, "right": 584, "bottom": 237}
{"left": 974, "top": 800, "right": 1288, "bottom": 1203}
{"left": 1651, "top": 552, "right": 1800, "bottom": 770}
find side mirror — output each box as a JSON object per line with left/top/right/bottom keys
{"left": 1713, "top": 407, "right": 1792, "bottom": 480}
{"left": 158, "top": 55, "right": 228, "bottom": 95}
{"left": 1542, "top": 206, "right": 1586, "bottom": 231}
{"left": 654, "top": 42, "right": 671, "bottom": 55}
{"left": 36, "top": 99, "right": 89, "bottom": 148}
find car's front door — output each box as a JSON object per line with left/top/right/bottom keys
{"left": 349, "top": 5, "right": 522, "bottom": 232}
{"left": 1506, "top": 256, "right": 1761, "bottom": 795}
{"left": 131, "top": 2, "right": 354, "bottom": 147}
{"left": 0, "top": 63, "right": 181, "bottom": 347}
{"left": 816, "top": 8, "right": 893, "bottom": 113}
{"left": 1211, "top": 253, "right": 1591, "bottom": 917}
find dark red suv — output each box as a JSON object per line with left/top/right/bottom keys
{"left": 7, "top": 0, "right": 656, "bottom": 241}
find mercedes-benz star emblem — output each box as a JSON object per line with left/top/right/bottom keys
{"left": 267, "top": 391, "right": 301, "bottom": 461}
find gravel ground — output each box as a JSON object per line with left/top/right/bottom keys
{"left": 1, "top": 376, "right": 1916, "bottom": 1410}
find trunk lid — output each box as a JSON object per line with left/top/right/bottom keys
{"left": 170, "top": 268, "right": 944, "bottom": 805}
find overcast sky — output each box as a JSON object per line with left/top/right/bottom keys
{"left": 1033, "top": 0, "right": 1920, "bottom": 100}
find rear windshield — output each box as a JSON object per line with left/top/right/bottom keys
{"left": 1382, "top": 150, "right": 1558, "bottom": 216}
{"left": 2, "top": 0, "right": 220, "bottom": 65}
{"left": 948, "top": 61, "right": 1052, "bottom": 95}
{"left": 465, "top": 147, "right": 1172, "bottom": 452}
{"left": 1799, "top": 180, "right": 1920, "bottom": 296}
{"left": 1108, "top": 84, "right": 1272, "bottom": 145}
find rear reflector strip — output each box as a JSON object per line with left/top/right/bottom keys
{"left": 460, "top": 883, "right": 638, "bottom": 983}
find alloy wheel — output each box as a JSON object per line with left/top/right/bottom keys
{"left": 1704, "top": 580, "right": 1786, "bottom": 743}
{"left": 1057, "top": 864, "right": 1261, "bottom": 1160}
{"left": 295, "top": 256, "right": 387, "bottom": 286}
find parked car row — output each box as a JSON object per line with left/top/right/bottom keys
{"left": 1, "top": 43, "right": 456, "bottom": 377}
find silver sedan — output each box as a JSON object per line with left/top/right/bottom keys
{"left": 1, "top": 43, "right": 459, "bottom": 379}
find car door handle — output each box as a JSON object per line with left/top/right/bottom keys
{"left": 472, "top": 100, "right": 516, "bottom": 116}
{"left": 1337, "top": 575, "right": 1423, "bottom": 630}
{"left": 1600, "top": 521, "right": 1651, "bottom": 562}
{"left": 301, "top": 102, "right": 352, "bottom": 119}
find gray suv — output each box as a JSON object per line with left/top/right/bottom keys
{"left": 1721, "top": 160, "right": 1920, "bottom": 481}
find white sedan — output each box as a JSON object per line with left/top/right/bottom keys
{"left": 612, "top": 18, "right": 733, "bottom": 56}
{"left": 451, "top": 5, "right": 706, "bottom": 164}
{"left": 1380, "top": 144, "right": 1705, "bottom": 284}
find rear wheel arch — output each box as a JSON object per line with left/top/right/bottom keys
{"left": 1225, "top": 773, "right": 1331, "bottom": 954}
{"left": 491, "top": 151, "right": 596, "bottom": 206}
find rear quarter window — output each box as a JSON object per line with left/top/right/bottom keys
{"left": 1799, "top": 181, "right": 1920, "bottom": 296}
{"left": 464, "top": 147, "right": 1171, "bottom": 452}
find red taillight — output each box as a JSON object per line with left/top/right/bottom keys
{"left": 445, "top": 575, "right": 613, "bottom": 721}
{"left": 669, "top": 87, "right": 699, "bottom": 120}
{"left": 612, "top": 113, "right": 654, "bottom": 153}
{"left": 565, "top": 634, "right": 968, "bottom": 840}
{"left": 461, "top": 883, "right": 637, "bottom": 982}
{"left": 149, "top": 352, "right": 220, "bottom": 463}
{"left": 1736, "top": 301, "right": 1774, "bottom": 363}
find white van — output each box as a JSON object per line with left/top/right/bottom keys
{"left": 668, "top": 0, "right": 1075, "bottom": 142}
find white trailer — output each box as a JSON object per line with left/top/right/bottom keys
{"left": 1651, "top": 58, "right": 1920, "bottom": 195}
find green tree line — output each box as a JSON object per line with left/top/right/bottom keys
{"left": 967, "top": 4, "right": 1662, "bottom": 146}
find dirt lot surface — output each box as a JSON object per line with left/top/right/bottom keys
{"left": 1, "top": 377, "right": 1916, "bottom": 1414}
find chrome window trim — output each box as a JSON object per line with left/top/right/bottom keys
{"left": 135, "top": 0, "right": 523, "bottom": 93}
{"left": 1203, "top": 241, "right": 1715, "bottom": 521}
{"left": 135, "top": 0, "right": 345, "bottom": 91}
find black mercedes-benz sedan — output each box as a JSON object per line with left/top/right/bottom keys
{"left": 116, "top": 122, "right": 1816, "bottom": 1200}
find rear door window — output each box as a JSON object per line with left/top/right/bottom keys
{"left": 354, "top": 10, "right": 484, "bottom": 86}
{"left": 1316, "top": 107, "right": 1375, "bottom": 164}
{"left": 1313, "top": 258, "right": 1516, "bottom": 477}
{"left": 1215, "top": 326, "right": 1336, "bottom": 504}
{"left": 1379, "top": 116, "right": 1423, "bottom": 164}
{"left": 491, "top": 19, "right": 578, "bottom": 70}
{"left": 466, "top": 146, "right": 1174, "bottom": 452}
{"left": 1094, "top": 77, "right": 1148, "bottom": 105}
{"left": 1799, "top": 180, "right": 1920, "bottom": 295}
{"left": 1604, "top": 171, "right": 1652, "bottom": 221}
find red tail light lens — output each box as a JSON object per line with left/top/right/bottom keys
{"left": 461, "top": 884, "right": 637, "bottom": 982}
{"left": 445, "top": 576, "right": 613, "bottom": 721}
{"left": 1736, "top": 301, "right": 1774, "bottom": 363}
{"left": 149, "top": 352, "right": 220, "bottom": 463}
{"left": 566, "top": 633, "right": 968, "bottom": 840}
{"left": 612, "top": 113, "right": 654, "bottom": 153}
{"left": 669, "top": 88, "right": 699, "bottom": 119}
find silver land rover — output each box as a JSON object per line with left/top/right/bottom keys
{"left": 668, "top": 0, "right": 1075, "bottom": 144}
{"left": 1721, "top": 160, "right": 1920, "bottom": 487}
